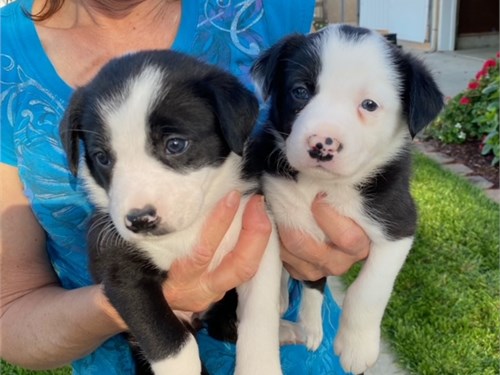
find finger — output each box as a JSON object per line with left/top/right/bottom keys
{"left": 199, "top": 190, "right": 241, "bottom": 251}
{"left": 312, "top": 193, "right": 370, "bottom": 257}
{"left": 207, "top": 195, "right": 272, "bottom": 294}
{"left": 185, "top": 190, "right": 241, "bottom": 275}
{"left": 282, "top": 252, "right": 324, "bottom": 282}
{"left": 279, "top": 232, "right": 327, "bottom": 281}
{"left": 321, "top": 248, "right": 363, "bottom": 276}
{"left": 278, "top": 226, "right": 330, "bottom": 265}
{"left": 281, "top": 235, "right": 362, "bottom": 278}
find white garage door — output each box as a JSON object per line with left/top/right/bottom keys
{"left": 359, "top": 0, "right": 430, "bottom": 43}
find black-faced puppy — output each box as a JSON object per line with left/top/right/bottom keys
{"left": 248, "top": 24, "right": 443, "bottom": 374}
{"left": 60, "top": 50, "right": 282, "bottom": 375}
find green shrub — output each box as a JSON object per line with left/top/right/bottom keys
{"left": 426, "top": 54, "right": 499, "bottom": 165}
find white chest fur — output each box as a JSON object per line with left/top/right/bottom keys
{"left": 262, "top": 172, "right": 382, "bottom": 243}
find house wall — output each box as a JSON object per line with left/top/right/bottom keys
{"left": 324, "top": 0, "right": 359, "bottom": 24}
{"left": 358, "top": 0, "right": 430, "bottom": 42}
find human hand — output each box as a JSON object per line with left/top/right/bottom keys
{"left": 163, "top": 191, "right": 272, "bottom": 313}
{"left": 279, "top": 193, "right": 370, "bottom": 281}
{"left": 97, "top": 191, "right": 271, "bottom": 330}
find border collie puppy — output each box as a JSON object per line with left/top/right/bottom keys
{"left": 248, "top": 24, "right": 443, "bottom": 374}
{"left": 60, "top": 50, "right": 282, "bottom": 375}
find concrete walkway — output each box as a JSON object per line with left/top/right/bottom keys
{"left": 416, "top": 48, "right": 493, "bottom": 98}
{"left": 399, "top": 42, "right": 497, "bottom": 98}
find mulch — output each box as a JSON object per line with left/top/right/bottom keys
{"left": 424, "top": 139, "right": 499, "bottom": 188}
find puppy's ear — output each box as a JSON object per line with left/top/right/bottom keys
{"left": 60, "top": 88, "right": 85, "bottom": 176}
{"left": 251, "top": 34, "right": 307, "bottom": 101}
{"left": 202, "top": 73, "right": 260, "bottom": 156}
{"left": 394, "top": 49, "right": 444, "bottom": 138}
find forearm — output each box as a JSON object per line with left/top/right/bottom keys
{"left": 0, "top": 283, "right": 123, "bottom": 370}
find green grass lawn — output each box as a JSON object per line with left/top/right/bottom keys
{"left": 0, "top": 363, "right": 70, "bottom": 375}
{"left": 394, "top": 152, "right": 499, "bottom": 374}
{"left": 2, "top": 152, "right": 499, "bottom": 375}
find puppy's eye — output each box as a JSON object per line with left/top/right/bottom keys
{"left": 361, "top": 99, "right": 379, "bottom": 112}
{"left": 165, "top": 137, "right": 189, "bottom": 155}
{"left": 94, "top": 151, "right": 111, "bottom": 166}
{"left": 291, "top": 85, "right": 311, "bottom": 101}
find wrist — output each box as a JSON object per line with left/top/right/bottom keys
{"left": 92, "top": 284, "right": 128, "bottom": 333}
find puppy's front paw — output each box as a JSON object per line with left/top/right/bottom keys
{"left": 279, "top": 319, "right": 305, "bottom": 345}
{"left": 302, "top": 317, "right": 323, "bottom": 351}
{"left": 334, "top": 326, "right": 380, "bottom": 374}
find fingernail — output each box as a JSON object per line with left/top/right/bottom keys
{"left": 255, "top": 195, "right": 271, "bottom": 225}
{"left": 257, "top": 195, "right": 266, "bottom": 211}
{"left": 316, "top": 192, "right": 327, "bottom": 200}
{"left": 225, "top": 190, "right": 241, "bottom": 208}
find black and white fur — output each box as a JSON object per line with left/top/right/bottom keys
{"left": 248, "top": 24, "right": 443, "bottom": 374}
{"left": 60, "top": 50, "right": 283, "bottom": 375}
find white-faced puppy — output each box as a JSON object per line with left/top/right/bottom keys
{"left": 60, "top": 50, "right": 282, "bottom": 375}
{"left": 248, "top": 24, "right": 443, "bottom": 374}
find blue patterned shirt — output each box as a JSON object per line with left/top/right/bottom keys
{"left": 1, "top": 1, "right": 348, "bottom": 373}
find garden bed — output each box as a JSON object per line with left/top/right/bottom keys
{"left": 424, "top": 139, "right": 499, "bottom": 188}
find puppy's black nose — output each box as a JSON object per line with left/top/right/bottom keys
{"left": 125, "top": 205, "right": 160, "bottom": 233}
{"left": 307, "top": 135, "right": 343, "bottom": 162}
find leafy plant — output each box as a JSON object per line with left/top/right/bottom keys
{"left": 426, "top": 53, "right": 500, "bottom": 165}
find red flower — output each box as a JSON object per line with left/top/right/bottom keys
{"left": 459, "top": 96, "right": 471, "bottom": 105}
{"left": 483, "top": 59, "right": 497, "bottom": 70}
{"left": 468, "top": 81, "right": 480, "bottom": 90}
{"left": 476, "top": 70, "right": 486, "bottom": 80}
{"left": 496, "top": 51, "right": 500, "bottom": 58}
